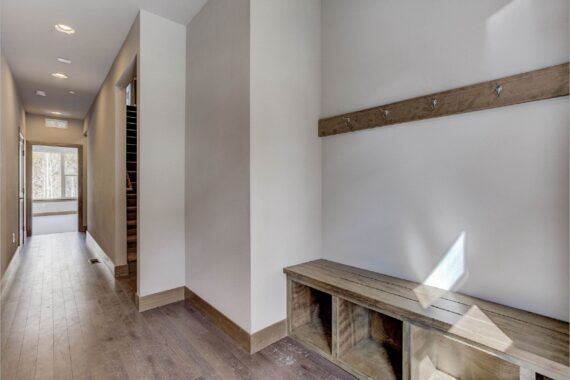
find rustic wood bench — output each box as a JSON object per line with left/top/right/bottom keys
{"left": 284, "top": 259, "right": 569, "bottom": 380}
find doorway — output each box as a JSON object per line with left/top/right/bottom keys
{"left": 26, "top": 143, "right": 83, "bottom": 236}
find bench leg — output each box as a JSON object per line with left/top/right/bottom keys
{"left": 402, "top": 321, "right": 410, "bottom": 380}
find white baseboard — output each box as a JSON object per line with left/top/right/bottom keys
{"left": 86, "top": 232, "right": 115, "bottom": 274}
{"left": 1, "top": 245, "right": 23, "bottom": 299}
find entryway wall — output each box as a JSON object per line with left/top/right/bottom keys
{"left": 184, "top": 0, "right": 569, "bottom": 342}
{"left": 320, "top": 0, "right": 569, "bottom": 322}
{"left": 186, "top": 0, "right": 322, "bottom": 334}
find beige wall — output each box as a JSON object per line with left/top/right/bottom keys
{"left": 84, "top": 15, "right": 139, "bottom": 266}
{"left": 25, "top": 113, "right": 87, "bottom": 227}
{"left": 1, "top": 50, "right": 25, "bottom": 276}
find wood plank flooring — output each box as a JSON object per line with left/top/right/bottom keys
{"left": 1, "top": 233, "right": 355, "bottom": 380}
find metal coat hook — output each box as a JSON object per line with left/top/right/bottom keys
{"left": 431, "top": 99, "right": 438, "bottom": 110}
{"left": 382, "top": 109, "right": 390, "bottom": 119}
{"left": 343, "top": 117, "right": 351, "bottom": 128}
{"left": 495, "top": 85, "right": 503, "bottom": 97}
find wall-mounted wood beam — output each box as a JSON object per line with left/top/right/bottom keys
{"left": 318, "top": 63, "right": 569, "bottom": 137}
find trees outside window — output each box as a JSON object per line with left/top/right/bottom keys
{"left": 32, "top": 146, "right": 78, "bottom": 200}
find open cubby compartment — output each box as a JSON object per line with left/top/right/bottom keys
{"left": 410, "top": 324, "right": 520, "bottom": 380}
{"left": 336, "top": 299, "right": 403, "bottom": 380}
{"left": 289, "top": 281, "right": 332, "bottom": 356}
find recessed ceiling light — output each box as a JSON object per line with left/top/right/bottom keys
{"left": 51, "top": 111, "right": 63, "bottom": 115}
{"left": 54, "top": 24, "right": 75, "bottom": 35}
{"left": 36, "top": 90, "right": 47, "bottom": 97}
{"left": 57, "top": 57, "right": 72, "bottom": 64}
{"left": 69, "top": 90, "right": 76, "bottom": 94}
{"left": 51, "top": 72, "right": 68, "bottom": 79}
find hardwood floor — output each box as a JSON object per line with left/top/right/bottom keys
{"left": 1, "top": 233, "right": 355, "bottom": 380}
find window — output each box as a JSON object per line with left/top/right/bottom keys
{"left": 45, "top": 118, "right": 68, "bottom": 129}
{"left": 32, "top": 146, "right": 78, "bottom": 200}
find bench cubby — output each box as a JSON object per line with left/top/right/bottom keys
{"left": 336, "top": 299, "right": 403, "bottom": 380}
{"left": 288, "top": 280, "right": 333, "bottom": 356}
{"left": 410, "top": 324, "right": 519, "bottom": 380}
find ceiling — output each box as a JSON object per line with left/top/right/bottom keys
{"left": 1, "top": 0, "right": 207, "bottom": 119}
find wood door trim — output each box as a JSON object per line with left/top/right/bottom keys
{"left": 318, "top": 63, "right": 569, "bottom": 137}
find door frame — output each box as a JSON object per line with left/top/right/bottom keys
{"left": 26, "top": 141, "right": 84, "bottom": 236}
{"left": 18, "top": 132, "right": 25, "bottom": 246}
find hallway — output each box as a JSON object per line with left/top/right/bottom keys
{"left": 0, "top": 233, "right": 353, "bottom": 380}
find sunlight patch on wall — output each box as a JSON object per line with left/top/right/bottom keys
{"left": 414, "top": 232, "right": 466, "bottom": 309}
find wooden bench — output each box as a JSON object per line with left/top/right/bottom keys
{"left": 284, "top": 259, "right": 569, "bottom": 380}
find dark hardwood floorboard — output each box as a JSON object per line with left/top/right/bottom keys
{"left": 1, "top": 233, "right": 355, "bottom": 380}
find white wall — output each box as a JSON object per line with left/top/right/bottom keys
{"left": 250, "top": 0, "right": 322, "bottom": 333}
{"left": 33, "top": 200, "right": 77, "bottom": 214}
{"left": 186, "top": 0, "right": 252, "bottom": 331}
{"left": 138, "top": 10, "right": 186, "bottom": 297}
{"left": 322, "top": 0, "right": 569, "bottom": 321}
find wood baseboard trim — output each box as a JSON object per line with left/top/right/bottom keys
{"left": 115, "top": 264, "right": 129, "bottom": 278}
{"left": 250, "top": 319, "right": 287, "bottom": 354}
{"left": 184, "top": 287, "right": 251, "bottom": 351}
{"left": 184, "top": 287, "right": 287, "bottom": 354}
{"left": 137, "top": 287, "right": 185, "bottom": 312}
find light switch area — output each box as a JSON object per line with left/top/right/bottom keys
{"left": 12, "top": 232, "right": 16, "bottom": 244}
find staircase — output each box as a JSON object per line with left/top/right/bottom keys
{"left": 126, "top": 105, "right": 137, "bottom": 274}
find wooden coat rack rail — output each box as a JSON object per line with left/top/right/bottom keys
{"left": 318, "top": 62, "right": 569, "bottom": 137}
